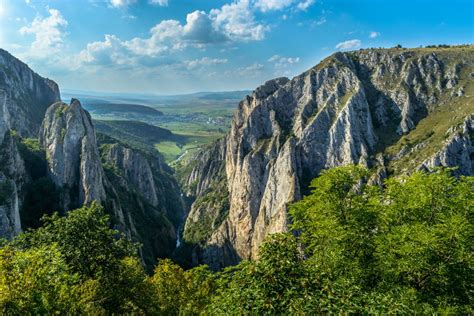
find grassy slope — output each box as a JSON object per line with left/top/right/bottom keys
{"left": 379, "top": 46, "right": 474, "bottom": 173}
{"left": 93, "top": 120, "right": 186, "bottom": 155}
{"left": 83, "top": 103, "right": 163, "bottom": 116}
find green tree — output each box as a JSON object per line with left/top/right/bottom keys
{"left": 0, "top": 245, "right": 103, "bottom": 314}
{"left": 14, "top": 202, "right": 137, "bottom": 279}
{"left": 10, "top": 202, "right": 152, "bottom": 313}
{"left": 209, "top": 233, "right": 305, "bottom": 315}
{"left": 150, "top": 258, "right": 216, "bottom": 315}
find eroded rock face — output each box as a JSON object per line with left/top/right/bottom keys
{"left": 0, "top": 49, "right": 59, "bottom": 239}
{"left": 422, "top": 116, "right": 474, "bottom": 176}
{"left": 0, "top": 49, "right": 60, "bottom": 140}
{"left": 40, "top": 99, "right": 106, "bottom": 209}
{"left": 100, "top": 141, "right": 184, "bottom": 267}
{"left": 184, "top": 47, "right": 474, "bottom": 269}
{"left": 103, "top": 144, "right": 160, "bottom": 206}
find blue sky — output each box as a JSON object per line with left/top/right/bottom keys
{"left": 0, "top": 0, "right": 472, "bottom": 94}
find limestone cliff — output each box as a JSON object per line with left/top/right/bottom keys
{"left": 0, "top": 49, "right": 60, "bottom": 239}
{"left": 99, "top": 138, "right": 184, "bottom": 267}
{"left": 40, "top": 99, "right": 106, "bottom": 210}
{"left": 40, "top": 100, "right": 183, "bottom": 267}
{"left": 0, "top": 49, "right": 60, "bottom": 139}
{"left": 183, "top": 46, "right": 474, "bottom": 269}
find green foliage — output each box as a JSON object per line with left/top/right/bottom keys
{"left": 183, "top": 173, "right": 230, "bottom": 244}
{"left": 288, "top": 166, "right": 473, "bottom": 313}
{"left": 15, "top": 202, "right": 137, "bottom": 279}
{"left": 0, "top": 245, "right": 103, "bottom": 314}
{"left": 4, "top": 203, "right": 153, "bottom": 314}
{"left": 16, "top": 136, "right": 62, "bottom": 228}
{"left": 150, "top": 259, "right": 216, "bottom": 315}
{"left": 21, "top": 177, "right": 61, "bottom": 229}
{"left": 0, "top": 166, "right": 471, "bottom": 314}
{"left": 209, "top": 233, "right": 306, "bottom": 315}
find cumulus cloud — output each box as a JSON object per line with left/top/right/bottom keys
{"left": 254, "top": 0, "right": 294, "bottom": 12}
{"left": 296, "top": 0, "right": 315, "bottom": 10}
{"left": 183, "top": 10, "right": 228, "bottom": 43}
{"left": 369, "top": 31, "right": 380, "bottom": 38}
{"left": 19, "top": 8, "right": 68, "bottom": 56}
{"left": 254, "top": 0, "right": 316, "bottom": 12}
{"left": 79, "top": 0, "right": 270, "bottom": 67}
{"left": 268, "top": 54, "right": 300, "bottom": 68}
{"left": 109, "top": 0, "right": 137, "bottom": 8}
{"left": 335, "top": 39, "right": 361, "bottom": 50}
{"left": 78, "top": 34, "right": 133, "bottom": 66}
{"left": 149, "top": 0, "right": 168, "bottom": 6}
{"left": 183, "top": 57, "right": 228, "bottom": 69}
{"left": 210, "top": 0, "right": 268, "bottom": 41}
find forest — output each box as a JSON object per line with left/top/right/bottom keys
{"left": 0, "top": 166, "right": 472, "bottom": 314}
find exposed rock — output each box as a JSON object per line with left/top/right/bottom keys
{"left": 0, "top": 49, "right": 60, "bottom": 140}
{"left": 183, "top": 46, "right": 474, "bottom": 269}
{"left": 40, "top": 99, "right": 106, "bottom": 209}
{"left": 421, "top": 116, "right": 473, "bottom": 176}
{"left": 0, "top": 127, "right": 28, "bottom": 239}
{"left": 0, "top": 49, "right": 60, "bottom": 239}
{"left": 103, "top": 144, "right": 159, "bottom": 206}
{"left": 0, "top": 173, "right": 21, "bottom": 239}
{"left": 99, "top": 139, "right": 185, "bottom": 268}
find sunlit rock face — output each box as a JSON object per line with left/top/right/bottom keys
{"left": 0, "top": 49, "right": 60, "bottom": 141}
{"left": 40, "top": 99, "right": 106, "bottom": 210}
{"left": 183, "top": 47, "right": 474, "bottom": 269}
{"left": 0, "top": 49, "right": 60, "bottom": 239}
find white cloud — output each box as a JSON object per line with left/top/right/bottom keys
{"left": 335, "top": 39, "right": 361, "bottom": 50}
{"left": 254, "top": 0, "right": 316, "bottom": 12}
{"left": 110, "top": 0, "right": 137, "bottom": 8}
{"left": 184, "top": 57, "right": 228, "bottom": 69}
{"left": 268, "top": 55, "right": 300, "bottom": 69}
{"left": 254, "top": 0, "right": 294, "bottom": 12}
{"left": 183, "top": 10, "right": 228, "bottom": 43}
{"left": 210, "top": 0, "right": 268, "bottom": 41}
{"left": 369, "top": 31, "right": 380, "bottom": 39}
{"left": 149, "top": 0, "right": 168, "bottom": 6}
{"left": 79, "top": 34, "right": 133, "bottom": 66}
{"left": 312, "top": 17, "right": 326, "bottom": 26}
{"left": 296, "top": 0, "right": 315, "bottom": 10}
{"left": 19, "top": 9, "right": 68, "bottom": 56}
{"left": 81, "top": 0, "right": 269, "bottom": 66}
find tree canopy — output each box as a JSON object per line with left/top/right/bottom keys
{"left": 0, "top": 167, "right": 472, "bottom": 314}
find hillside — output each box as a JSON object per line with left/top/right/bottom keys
{"left": 83, "top": 103, "right": 163, "bottom": 117}
{"left": 93, "top": 119, "right": 185, "bottom": 153}
{"left": 179, "top": 45, "right": 474, "bottom": 269}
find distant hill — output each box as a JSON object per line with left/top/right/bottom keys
{"left": 83, "top": 103, "right": 163, "bottom": 117}
{"left": 93, "top": 120, "right": 186, "bottom": 153}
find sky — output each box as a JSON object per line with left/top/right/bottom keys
{"left": 0, "top": 0, "right": 472, "bottom": 94}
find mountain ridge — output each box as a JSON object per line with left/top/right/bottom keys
{"left": 180, "top": 45, "right": 474, "bottom": 269}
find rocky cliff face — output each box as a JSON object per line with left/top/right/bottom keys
{"left": 39, "top": 99, "right": 184, "bottom": 267}
{"left": 0, "top": 49, "right": 60, "bottom": 239}
{"left": 183, "top": 46, "right": 474, "bottom": 269}
{"left": 40, "top": 99, "right": 106, "bottom": 210}
{"left": 99, "top": 139, "right": 184, "bottom": 267}
{"left": 0, "top": 49, "right": 60, "bottom": 140}
{"left": 0, "top": 48, "right": 185, "bottom": 267}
